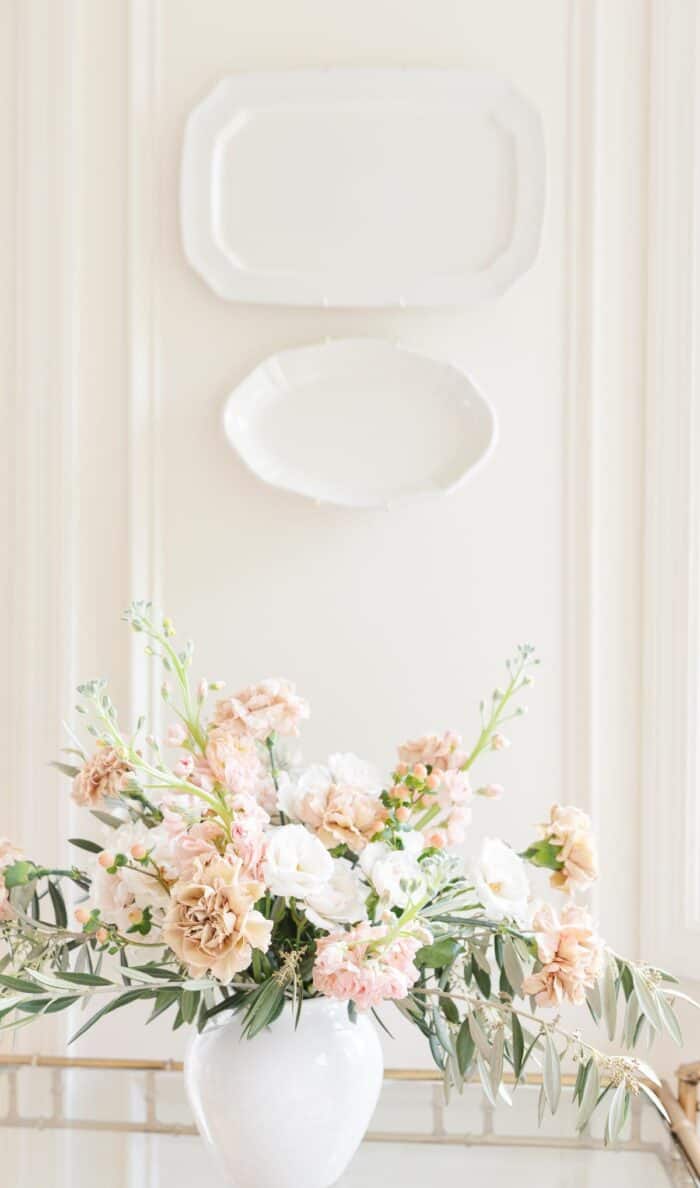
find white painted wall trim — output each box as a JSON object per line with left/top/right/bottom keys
{"left": 128, "top": 0, "right": 163, "bottom": 731}
{"left": 641, "top": 0, "right": 700, "bottom": 978}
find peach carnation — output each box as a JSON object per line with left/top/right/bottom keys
{"left": 541, "top": 803, "right": 598, "bottom": 894}
{"left": 205, "top": 727, "right": 265, "bottom": 793}
{"left": 213, "top": 678, "right": 309, "bottom": 741}
{"left": 312, "top": 922, "right": 424, "bottom": 1010}
{"left": 163, "top": 855, "right": 272, "bottom": 983}
{"left": 279, "top": 755, "right": 387, "bottom": 853}
{"left": 397, "top": 731, "right": 467, "bottom": 773}
{"left": 72, "top": 745, "right": 130, "bottom": 808}
{"left": 521, "top": 901, "right": 603, "bottom": 1006}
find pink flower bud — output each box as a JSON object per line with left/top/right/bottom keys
{"left": 174, "top": 755, "right": 195, "bottom": 779}
{"left": 75, "top": 908, "right": 89, "bottom": 925}
{"left": 426, "top": 831, "right": 446, "bottom": 850}
{"left": 395, "top": 762, "right": 409, "bottom": 778}
{"left": 128, "top": 908, "right": 143, "bottom": 925}
{"left": 395, "top": 806, "right": 410, "bottom": 823}
{"left": 130, "top": 843, "right": 147, "bottom": 861}
{"left": 96, "top": 927, "right": 109, "bottom": 944}
{"left": 98, "top": 851, "right": 114, "bottom": 868}
{"left": 197, "top": 678, "right": 209, "bottom": 700}
{"left": 426, "top": 773, "right": 440, "bottom": 790}
{"left": 421, "top": 793, "right": 438, "bottom": 807}
{"left": 412, "top": 763, "right": 428, "bottom": 779}
{"left": 167, "top": 723, "right": 187, "bottom": 747}
{"left": 491, "top": 733, "right": 510, "bottom": 751}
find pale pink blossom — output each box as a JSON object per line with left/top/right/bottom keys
{"left": 0, "top": 838, "right": 23, "bottom": 922}
{"left": 173, "top": 755, "right": 195, "bottom": 779}
{"left": 397, "top": 731, "right": 467, "bottom": 773}
{"left": 213, "top": 679, "right": 309, "bottom": 741}
{"left": 521, "top": 901, "right": 603, "bottom": 1006}
{"left": 205, "top": 727, "right": 264, "bottom": 794}
{"left": 170, "top": 819, "right": 225, "bottom": 879}
{"left": 163, "top": 854, "right": 272, "bottom": 982}
{"left": 540, "top": 803, "right": 598, "bottom": 894}
{"left": 312, "top": 922, "right": 424, "bottom": 1010}
{"left": 167, "top": 723, "right": 188, "bottom": 747}
{"left": 72, "top": 746, "right": 130, "bottom": 808}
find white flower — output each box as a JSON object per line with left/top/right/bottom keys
{"left": 303, "top": 857, "right": 369, "bottom": 931}
{"left": 90, "top": 821, "right": 172, "bottom": 933}
{"left": 473, "top": 837, "right": 530, "bottom": 926}
{"left": 263, "top": 824, "right": 333, "bottom": 899}
{"left": 359, "top": 832, "right": 427, "bottom": 910}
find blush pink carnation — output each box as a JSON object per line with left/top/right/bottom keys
{"left": 72, "top": 745, "right": 131, "bottom": 808}
{"left": 213, "top": 678, "right": 309, "bottom": 741}
{"left": 312, "top": 922, "right": 425, "bottom": 1011}
{"left": 397, "top": 731, "right": 467, "bottom": 773}
{"left": 205, "top": 727, "right": 265, "bottom": 793}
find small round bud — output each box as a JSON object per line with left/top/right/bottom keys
{"left": 491, "top": 733, "right": 510, "bottom": 752}
{"left": 395, "top": 806, "right": 410, "bottom": 823}
{"left": 395, "top": 762, "right": 409, "bottom": 778}
{"left": 412, "top": 763, "right": 428, "bottom": 780}
{"left": 98, "top": 851, "right": 114, "bottom": 868}
{"left": 197, "top": 678, "right": 209, "bottom": 700}
{"left": 95, "top": 927, "right": 109, "bottom": 944}
{"left": 421, "top": 793, "right": 438, "bottom": 807}
{"left": 426, "top": 773, "right": 440, "bottom": 790}
{"left": 477, "top": 783, "right": 504, "bottom": 800}
{"left": 128, "top": 908, "right": 143, "bottom": 926}
{"left": 426, "top": 831, "right": 446, "bottom": 850}
{"left": 130, "top": 843, "right": 147, "bottom": 861}
{"left": 75, "top": 908, "right": 90, "bottom": 925}
{"left": 163, "top": 617, "right": 175, "bottom": 637}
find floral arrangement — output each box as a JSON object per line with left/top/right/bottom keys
{"left": 0, "top": 604, "right": 693, "bottom": 1143}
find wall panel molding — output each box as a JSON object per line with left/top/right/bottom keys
{"left": 128, "top": 0, "right": 163, "bottom": 731}
{"left": 642, "top": 0, "right": 700, "bottom": 977}
{"left": 563, "top": 0, "right": 649, "bottom": 951}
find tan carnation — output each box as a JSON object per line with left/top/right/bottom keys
{"left": 163, "top": 855, "right": 272, "bottom": 982}
{"left": 541, "top": 803, "right": 598, "bottom": 894}
{"left": 72, "top": 746, "right": 130, "bottom": 808}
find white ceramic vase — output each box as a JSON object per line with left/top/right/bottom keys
{"left": 185, "top": 998, "right": 384, "bottom": 1188}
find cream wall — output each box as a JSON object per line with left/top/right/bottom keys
{"left": 2, "top": 0, "right": 699, "bottom": 1080}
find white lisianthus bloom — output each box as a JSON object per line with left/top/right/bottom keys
{"left": 303, "top": 857, "right": 369, "bottom": 931}
{"left": 359, "top": 831, "right": 427, "bottom": 910}
{"left": 473, "top": 837, "right": 531, "bottom": 926}
{"left": 263, "top": 824, "right": 333, "bottom": 899}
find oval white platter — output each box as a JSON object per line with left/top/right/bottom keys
{"left": 182, "top": 68, "right": 545, "bottom": 307}
{"left": 222, "top": 340, "right": 497, "bottom": 509}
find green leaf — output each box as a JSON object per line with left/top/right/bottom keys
{"left": 605, "top": 1082, "right": 629, "bottom": 1145}
{"left": 639, "top": 1081, "right": 670, "bottom": 1124}
{"left": 69, "top": 988, "right": 156, "bottom": 1043}
{"left": 456, "top": 1019, "right": 475, "bottom": 1076}
{"left": 50, "top": 761, "right": 81, "bottom": 779}
{"left": 431, "top": 1003, "right": 455, "bottom": 1057}
{"left": 490, "top": 1026, "right": 504, "bottom": 1097}
{"left": 47, "top": 880, "right": 67, "bottom": 928}
{"left": 3, "top": 860, "right": 39, "bottom": 889}
{"left": 602, "top": 956, "right": 618, "bottom": 1041}
{"left": 576, "top": 1059, "right": 600, "bottom": 1132}
{"left": 55, "top": 971, "right": 112, "bottom": 987}
{"left": 511, "top": 1012, "right": 525, "bottom": 1079}
{"left": 415, "top": 939, "right": 461, "bottom": 969}
{"left": 180, "top": 989, "right": 200, "bottom": 1024}
{"left": 472, "top": 958, "right": 491, "bottom": 1000}
{"left": 68, "top": 838, "right": 103, "bottom": 854}
{"left": 521, "top": 840, "right": 563, "bottom": 871}
{"left": 543, "top": 1032, "right": 561, "bottom": 1113}
{"left": 657, "top": 995, "right": 682, "bottom": 1046}
{"left": 468, "top": 1012, "right": 492, "bottom": 1061}
{"left": 0, "top": 973, "right": 43, "bottom": 994}
{"left": 502, "top": 937, "right": 524, "bottom": 995}
{"left": 631, "top": 968, "right": 664, "bottom": 1033}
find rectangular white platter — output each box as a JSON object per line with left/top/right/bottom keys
{"left": 181, "top": 69, "right": 545, "bottom": 308}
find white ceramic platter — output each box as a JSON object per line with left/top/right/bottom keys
{"left": 182, "top": 69, "right": 545, "bottom": 307}
{"left": 222, "top": 339, "right": 497, "bottom": 508}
